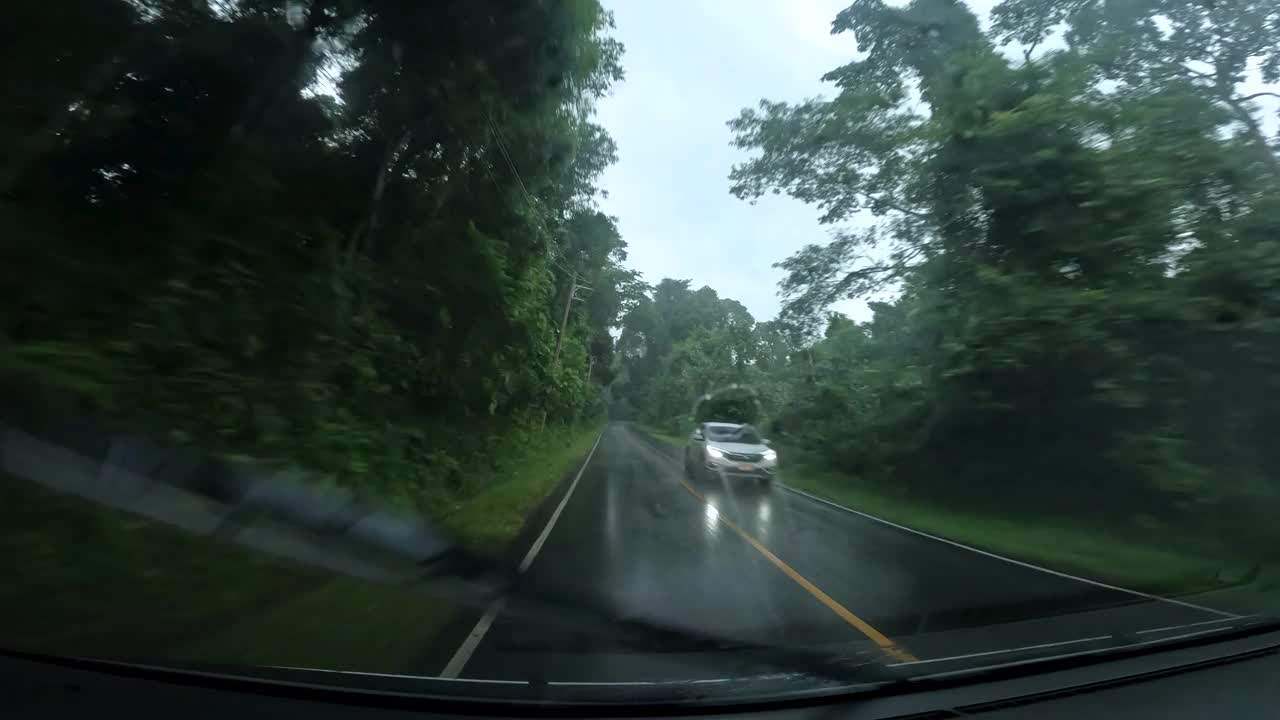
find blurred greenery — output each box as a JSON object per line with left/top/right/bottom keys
{"left": 0, "top": 422, "right": 597, "bottom": 670}
{"left": 0, "top": 475, "right": 446, "bottom": 670}
{"left": 0, "top": 0, "right": 626, "bottom": 671}
{"left": 184, "top": 577, "right": 444, "bottom": 672}
{"left": 1, "top": 0, "right": 636, "bottom": 520}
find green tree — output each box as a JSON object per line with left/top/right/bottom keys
{"left": 724, "top": 0, "right": 1280, "bottom": 535}
{"left": 1, "top": 0, "right": 631, "bottom": 513}
{"left": 991, "top": 0, "right": 1280, "bottom": 178}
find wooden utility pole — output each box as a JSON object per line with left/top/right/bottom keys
{"left": 552, "top": 271, "right": 591, "bottom": 367}
{"left": 552, "top": 271, "right": 576, "bottom": 366}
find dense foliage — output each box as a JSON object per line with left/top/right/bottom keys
{"left": 1, "top": 0, "right": 634, "bottom": 513}
{"left": 619, "top": 0, "right": 1280, "bottom": 547}
{"left": 610, "top": 279, "right": 771, "bottom": 427}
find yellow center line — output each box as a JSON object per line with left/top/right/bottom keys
{"left": 678, "top": 478, "right": 916, "bottom": 663}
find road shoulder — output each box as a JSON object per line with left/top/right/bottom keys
{"left": 416, "top": 428, "right": 605, "bottom": 675}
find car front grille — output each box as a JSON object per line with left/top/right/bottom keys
{"left": 723, "top": 451, "right": 763, "bottom": 462}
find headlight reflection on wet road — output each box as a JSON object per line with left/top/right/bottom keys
{"left": 703, "top": 501, "right": 720, "bottom": 537}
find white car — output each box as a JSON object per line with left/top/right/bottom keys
{"left": 683, "top": 422, "right": 777, "bottom": 486}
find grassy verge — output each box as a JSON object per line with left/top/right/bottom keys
{"left": 0, "top": 423, "right": 603, "bottom": 671}
{"left": 782, "top": 458, "right": 1259, "bottom": 597}
{"left": 438, "top": 425, "right": 601, "bottom": 554}
{"left": 182, "top": 574, "right": 449, "bottom": 670}
{"left": 0, "top": 475, "right": 449, "bottom": 671}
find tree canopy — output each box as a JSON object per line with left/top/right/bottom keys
{"left": 2, "top": 0, "right": 631, "bottom": 512}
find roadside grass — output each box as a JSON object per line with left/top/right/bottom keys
{"left": 0, "top": 475, "right": 450, "bottom": 671}
{"left": 781, "top": 458, "right": 1259, "bottom": 597}
{"left": 0, "top": 423, "right": 603, "bottom": 671}
{"left": 183, "top": 576, "right": 447, "bottom": 671}
{"left": 438, "top": 425, "right": 600, "bottom": 554}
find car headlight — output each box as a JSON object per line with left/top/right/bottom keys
{"left": 763, "top": 449, "right": 777, "bottom": 461}
{"left": 706, "top": 446, "right": 724, "bottom": 459}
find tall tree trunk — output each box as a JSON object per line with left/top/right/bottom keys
{"left": 349, "top": 128, "right": 413, "bottom": 259}
{"left": 1223, "top": 93, "right": 1280, "bottom": 181}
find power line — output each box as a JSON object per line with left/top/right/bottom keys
{"left": 315, "top": 63, "right": 344, "bottom": 91}
{"left": 478, "top": 152, "right": 508, "bottom": 203}
{"left": 484, "top": 110, "right": 573, "bottom": 272}
{"left": 489, "top": 119, "right": 558, "bottom": 251}
{"left": 474, "top": 120, "right": 571, "bottom": 278}
{"left": 489, "top": 114, "right": 538, "bottom": 208}
{"left": 487, "top": 113, "right": 537, "bottom": 213}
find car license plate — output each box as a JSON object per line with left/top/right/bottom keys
{"left": 737, "top": 464, "right": 753, "bottom": 471}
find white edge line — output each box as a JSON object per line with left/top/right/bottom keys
{"left": 547, "top": 673, "right": 795, "bottom": 687}
{"left": 868, "top": 613, "right": 1249, "bottom": 668}
{"left": 518, "top": 432, "right": 604, "bottom": 573}
{"left": 439, "top": 433, "right": 604, "bottom": 679}
{"left": 1135, "top": 615, "right": 1253, "bottom": 634}
{"left": 914, "top": 626, "right": 1237, "bottom": 681}
{"left": 439, "top": 601, "right": 504, "bottom": 679}
{"left": 888, "top": 635, "right": 1111, "bottom": 667}
{"left": 264, "top": 666, "right": 801, "bottom": 688}
{"left": 265, "top": 665, "right": 528, "bottom": 684}
{"left": 780, "top": 484, "right": 1241, "bottom": 619}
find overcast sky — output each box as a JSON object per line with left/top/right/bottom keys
{"left": 596, "top": 0, "right": 865, "bottom": 323}
{"left": 593, "top": 1, "right": 1006, "bottom": 323}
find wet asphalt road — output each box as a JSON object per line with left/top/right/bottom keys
{"left": 444, "top": 423, "right": 1234, "bottom": 682}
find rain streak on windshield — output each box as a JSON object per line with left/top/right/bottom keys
{"left": 1, "top": 0, "right": 1279, "bottom": 705}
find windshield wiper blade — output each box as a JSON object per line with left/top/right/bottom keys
{"left": 876, "top": 616, "right": 1280, "bottom": 698}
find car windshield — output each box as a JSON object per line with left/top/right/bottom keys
{"left": 707, "top": 427, "right": 764, "bottom": 445}
{"left": 3, "top": 0, "right": 1280, "bottom": 708}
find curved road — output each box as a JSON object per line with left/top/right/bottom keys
{"left": 438, "top": 423, "right": 1237, "bottom": 683}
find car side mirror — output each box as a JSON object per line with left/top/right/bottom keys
{"left": 763, "top": 438, "right": 772, "bottom": 446}
{"left": 692, "top": 430, "right": 703, "bottom": 441}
